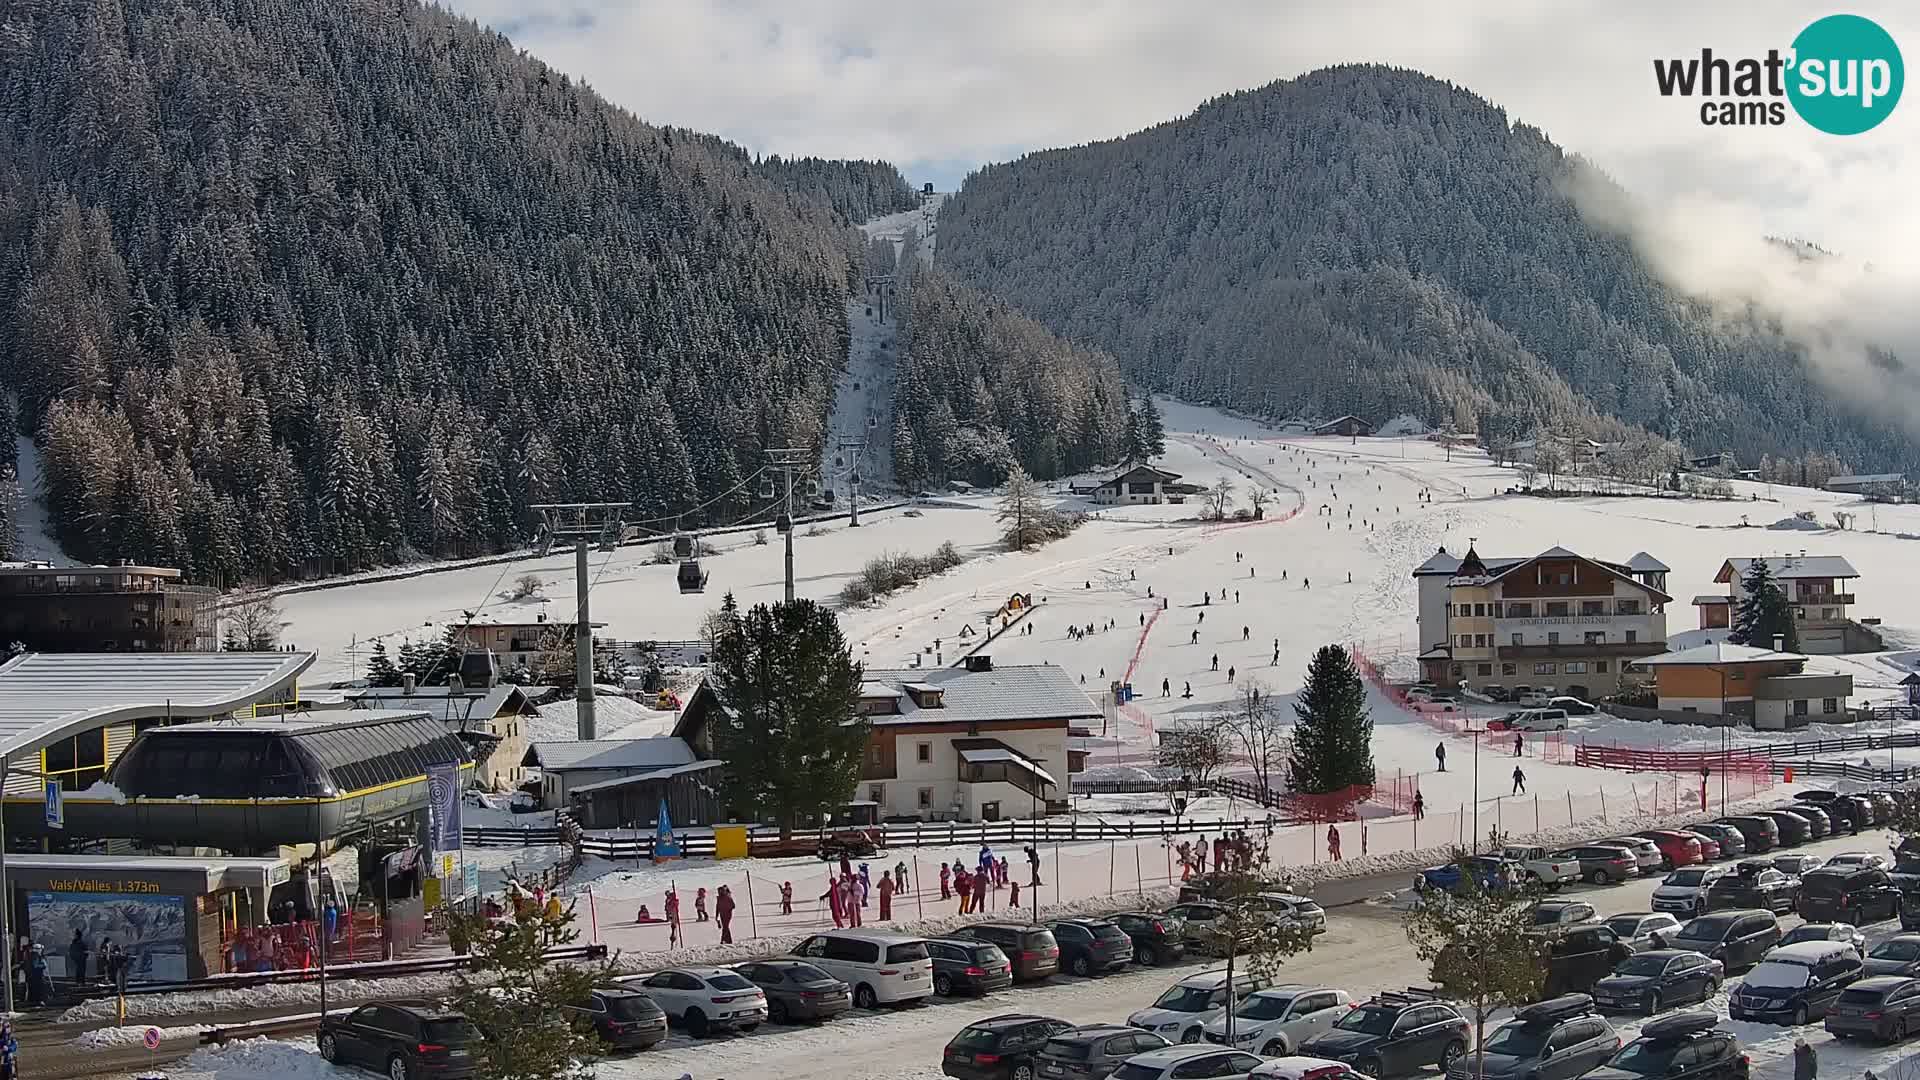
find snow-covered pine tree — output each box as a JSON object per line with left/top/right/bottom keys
{"left": 1289, "top": 644, "right": 1376, "bottom": 793}
{"left": 1729, "top": 558, "right": 1799, "bottom": 651}
{"left": 365, "top": 640, "right": 402, "bottom": 687}
{"left": 1136, "top": 394, "right": 1167, "bottom": 460}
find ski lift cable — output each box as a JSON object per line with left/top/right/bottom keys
{"left": 620, "top": 463, "right": 778, "bottom": 528}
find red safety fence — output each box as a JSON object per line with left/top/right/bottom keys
{"left": 1573, "top": 744, "right": 1775, "bottom": 774}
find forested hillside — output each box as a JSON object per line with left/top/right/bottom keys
{"left": 937, "top": 65, "right": 1918, "bottom": 473}
{"left": 0, "top": 0, "right": 864, "bottom": 582}
{"left": 887, "top": 226, "right": 1131, "bottom": 489}
{"left": 751, "top": 156, "right": 919, "bottom": 222}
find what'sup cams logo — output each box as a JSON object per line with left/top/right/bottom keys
{"left": 1654, "top": 14, "right": 1903, "bottom": 133}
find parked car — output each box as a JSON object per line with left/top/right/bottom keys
{"left": 1539, "top": 924, "right": 1632, "bottom": 997}
{"left": 1902, "top": 885, "right": 1920, "bottom": 931}
{"left": 1549, "top": 845, "right": 1639, "bottom": 885}
{"left": 732, "top": 959, "right": 851, "bottom": 1024}
{"left": 1201, "top": 984, "right": 1354, "bottom": 1056}
{"left": 1863, "top": 935, "right": 1920, "bottom": 977}
{"left": 1670, "top": 909, "right": 1781, "bottom": 971}
{"left": 1634, "top": 830, "right": 1704, "bottom": 870}
{"left": 1795, "top": 866, "right": 1900, "bottom": 924}
{"left": 317, "top": 1002, "right": 480, "bottom": 1080}
{"left": 1652, "top": 867, "right": 1729, "bottom": 918}
{"left": 632, "top": 966, "right": 767, "bottom": 1036}
{"left": 1109, "top": 911, "right": 1188, "bottom": 967}
{"left": 790, "top": 929, "right": 935, "bottom": 1006}
{"left": 1755, "top": 809, "right": 1811, "bottom": 846}
{"left": 1164, "top": 901, "right": 1251, "bottom": 958}
{"left": 1128, "top": 969, "right": 1272, "bottom": 1044}
{"left": 925, "top": 938, "right": 1016, "bottom": 997}
{"left": 1824, "top": 975, "right": 1920, "bottom": 1042}
{"left": 1530, "top": 899, "right": 1598, "bottom": 928}
{"left": 1859, "top": 789, "right": 1897, "bottom": 824}
{"left": 1728, "top": 939, "right": 1864, "bottom": 1025}
{"left": 1599, "top": 837, "right": 1664, "bottom": 875}
{"left": 1546, "top": 695, "right": 1599, "bottom": 715}
{"left": 1236, "top": 893, "right": 1329, "bottom": 934}
{"left": 1776, "top": 922, "right": 1865, "bottom": 957}
{"left": 1038, "top": 1024, "right": 1172, "bottom": 1080}
{"left": 1777, "top": 803, "right": 1837, "bottom": 838}
{"left": 1483, "top": 685, "right": 1512, "bottom": 703}
{"left": 1592, "top": 949, "right": 1725, "bottom": 1016}
{"left": 1828, "top": 795, "right": 1876, "bottom": 832}
{"left": 1770, "top": 853, "right": 1825, "bottom": 878}
{"left": 1446, "top": 993, "right": 1618, "bottom": 1077}
{"left": 1714, "top": 815, "right": 1779, "bottom": 854}
{"left": 1686, "top": 823, "right": 1747, "bottom": 860}
{"left": 574, "top": 987, "right": 668, "bottom": 1051}
{"left": 1587, "top": 1011, "right": 1750, "bottom": 1079}
{"left": 1516, "top": 687, "right": 1557, "bottom": 707}
{"left": 942, "top": 1014, "right": 1076, "bottom": 1080}
{"left": 1501, "top": 845, "right": 1581, "bottom": 888}
{"left": 1051, "top": 918, "right": 1134, "bottom": 977}
{"left": 1604, "top": 912, "right": 1685, "bottom": 951}
{"left": 1418, "top": 856, "right": 1518, "bottom": 894}
{"left": 1108, "top": 1045, "right": 1266, "bottom": 1080}
{"left": 1297, "top": 989, "right": 1470, "bottom": 1078}
{"left": 955, "top": 924, "right": 1061, "bottom": 983}
{"left": 1822, "top": 851, "right": 1890, "bottom": 872}
{"left": 1679, "top": 831, "right": 1723, "bottom": 862}
{"left": 1249, "top": 1059, "right": 1377, "bottom": 1080}
{"left": 1705, "top": 860, "right": 1796, "bottom": 914}
{"left": 1490, "top": 708, "right": 1569, "bottom": 732}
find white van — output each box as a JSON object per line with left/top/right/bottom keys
{"left": 1506, "top": 708, "right": 1569, "bottom": 732}
{"left": 789, "top": 929, "right": 934, "bottom": 1008}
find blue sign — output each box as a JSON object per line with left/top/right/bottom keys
{"left": 426, "top": 762, "right": 461, "bottom": 854}
{"left": 653, "top": 797, "right": 681, "bottom": 858}
{"left": 44, "top": 780, "right": 62, "bottom": 830}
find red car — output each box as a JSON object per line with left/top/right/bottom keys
{"left": 1634, "top": 829, "right": 1703, "bottom": 870}
{"left": 1681, "top": 830, "right": 1723, "bottom": 861}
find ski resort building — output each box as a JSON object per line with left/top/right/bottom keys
{"left": 446, "top": 612, "right": 605, "bottom": 674}
{"left": 0, "top": 563, "right": 218, "bottom": 653}
{"left": 346, "top": 681, "right": 537, "bottom": 790}
{"left": 1090, "top": 465, "right": 1184, "bottom": 506}
{"left": 1636, "top": 642, "right": 1852, "bottom": 730}
{"left": 1824, "top": 473, "right": 1907, "bottom": 498}
{"left": 1413, "top": 546, "right": 1671, "bottom": 698}
{"left": 1312, "top": 415, "right": 1374, "bottom": 437}
{"left": 1693, "top": 555, "right": 1876, "bottom": 654}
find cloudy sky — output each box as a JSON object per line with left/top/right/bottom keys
{"left": 444, "top": 0, "right": 1916, "bottom": 261}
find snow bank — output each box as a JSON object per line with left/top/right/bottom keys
{"left": 59, "top": 971, "right": 459, "bottom": 1024}
{"left": 1766, "top": 514, "right": 1827, "bottom": 531}
{"left": 73, "top": 1020, "right": 211, "bottom": 1049}
{"left": 165, "top": 1037, "right": 334, "bottom": 1080}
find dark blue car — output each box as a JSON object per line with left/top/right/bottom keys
{"left": 1418, "top": 857, "right": 1516, "bottom": 894}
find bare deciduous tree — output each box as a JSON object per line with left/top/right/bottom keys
{"left": 221, "top": 588, "right": 286, "bottom": 651}
{"left": 1223, "top": 680, "right": 1288, "bottom": 796}
{"left": 1156, "top": 717, "right": 1235, "bottom": 788}
{"left": 1205, "top": 476, "right": 1235, "bottom": 521}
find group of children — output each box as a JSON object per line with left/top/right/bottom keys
{"left": 1174, "top": 829, "right": 1261, "bottom": 880}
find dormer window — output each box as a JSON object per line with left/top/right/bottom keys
{"left": 903, "top": 683, "right": 943, "bottom": 708}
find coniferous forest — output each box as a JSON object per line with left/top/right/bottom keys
{"left": 937, "top": 65, "right": 1920, "bottom": 473}
{"left": 0, "top": 0, "right": 873, "bottom": 581}
{"left": 749, "top": 157, "right": 920, "bottom": 223}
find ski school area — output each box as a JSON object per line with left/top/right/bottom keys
{"left": 270, "top": 397, "right": 1920, "bottom": 964}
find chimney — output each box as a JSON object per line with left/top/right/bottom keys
{"left": 1773, "top": 635, "right": 1785, "bottom": 652}
{"left": 536, "top": 612, "right": 546, "bottom": 623}
{"left": 965, "top": 654, "right": 993, "bottom": 673}
{"left": 402, "top": 672, "right": 416, "bottom": 695}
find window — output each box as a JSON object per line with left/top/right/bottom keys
{"left": 867, "top": 745, "right": 881, "bottom": 765}
{"left": 918, "top": 787, "right": 933, "bottom": 808}
{"left": 1502, "top": 663, "right": 1517, "bottom": 676}
{"left": 1534, "top": 662, "right": 1557, "bottom": 675}
{"left": 1624, "top": 630, "right": 1638, "bottom": 643}
{"left": 1547, "top": 632, "right": 1560, "bottom": 645}
{"left": 869, "top": 784, "right": 886, "bottom": 804}
{"left": 1450, "top": 664, "right": 1463, "bottom": 677}
{"left": 1545, "top": 602, "right": 1570, "bottom": 616}
{"left": 1822, "top": 698, "right": 1838, "bottom": 715}
{"left": 1474, "top": 634, "right": 1490, "bottom": 648}
{"left": 1506, "top": 603, "right": 1533, "bottom": 618}
{"left": 1616, "top": 599, "right": 1642, "bottom": 615}
{"left": 1793, "top": 700, "right": 1809, "bottom": 717}
{"left": 1477, "top": 664, "right": 1492, "bottom": 677}
{"left": 1821, "top": 608, "right": 1835, "bottom": 620}
{"left": 1595, "top": 661, "right": 1609, "bottom": 673}
{"left": 1584, "top": 631, "right": 1605, "bottom": 645}
{"left": 1580, "top": 601, "right": 1604, "bottom": 616}
{"left": 917, "top": 743, "right": 931, "bottom": 763}
{"left": 1458, "top": 635, "right": 1472, "bottom": 647}
{"left": 1729, "top": 669, "right": 1745, "bottom": 681}
{"left": 1796, "top": 608, "right": 1807, "bottom": 620}
{"left": 1564, "top": 662, "right": 1587, "bottom": 674}
{"left": 1473, "top": 604, "right": 1487, "bottom": 617}
{"left": 1511, "top": 633, "right": 1523, "bottom": 646}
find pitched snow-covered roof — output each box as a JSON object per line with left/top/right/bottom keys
{"left": 0, "top": 651, "right": 315, "bottom": 760}
{"left": 859, "top": 681, "right": 903, "bottom": 699}
{"left": 1625, "top": 552, "right": 1671, "bottom": 573}
{"left": 522, "top": 736, "right": 697, "bottom": 772}
{"left": 1638, "top": 643, "right": 1806, "bottom": 666}
{"left": 566, "top": 759, "right": 723, "bottom": 794}
{"left": 1100, "top": 465, "right": 1181, "bottom": 486}
{"left": 1691, "top": 595, "right": 1731, "bottom": 606}
{"left": 860, "top": 664, "right": 1099, "bottom": 726}
{"left": 1717, "top": 556, "right": 1859, "bottom": 582}
{"left": 1826, "top": 473, "right": 1905, "bottom": 486}
{"left": 347, "top": 683, "right": 530, "bottom": 724}
{"left": 1477, "top": 548, "right": 1674, "bottom": 602}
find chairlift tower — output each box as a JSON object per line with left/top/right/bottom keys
{"left": 530, "top": 502, "right": 631, "bottom": 740}
{"left": 837, "top": 438, "right": 868, "bottom": 527}
{"left": 764, "top": 448, "right": 815, "bottom": 604}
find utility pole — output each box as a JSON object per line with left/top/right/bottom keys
{"left": 531, "top": 502, "right": 631, "bottom": 739}
{"left": 765, "top": 449, "right": 815, "bottom": 604}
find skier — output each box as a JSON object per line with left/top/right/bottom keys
{"left": 780, "top": 880, "right": 793, "bottom": 915}
{"left": 1303, "top": 577, "right": 1310, "bottom": 588}
{"left": 666, "top": 888, "right": 683, "bottom": 946}
{"left": 1141, "top": 612, "right": 1146, "bottom": 626}
{"left": 1235, "top": 590, "right": 1240, "bottom": 603}
{"left": 1203, "top": 591, "right": 1210, "bottom": 605}
{"left": 1025, "top": 843, "right": 1042, "bottom": 886}
{"left": 1199, "top": 610, "right": 1205, "bottom": 624}
{"left": 1177, "top": 840, "right": 1193, "bottom": 881}
{"left": 1227, "top": 665, "right": 1235, "bottom": 681}
{"left": 1243, "top": 626, "right": 1250, "bottom": 641}
{"left": 1514, "top": 733, "right": 1524, "bottom": 757}
{"left": 1272, "top": 646, "right": 1280, "bottom": 665}
{"left": 1512, "top": 766, "right": 1527, "bottom": 795}
{"left": 1191, "top": 629, "right": 1199, "bottom": 644}
{"left": 1347, "top": 572, "right": 1352, "bottom": 582}
{"left": 1211, "top": 654, "right": 1218, "bottom": 671}
{"left": 896, "top": 861, "right": 909, "bottom": 894}
{"left": 973, "top": 865, "right": 991, "bottom": 911}
{"left": 955, "top": 861, "right": 973, "bottom": 913}
{"left": 1412, "top": 790, "right": 1425, "bottom": 820}
{"left": 940, "top": 863, "right": 952, "bottom": 899}
{"left": 1327, "top": 825, "right": 1343, "bottom": 861}
{"left": 1436, "top": 743, "right": 1447, "bottom": 772}
{"left": 1183, "top": 682, "right": 1192, "bottom": 698}
{"left": 877, "top": 871, "right": 894, "bottom": 921}
{"left": 715, "top": 884, "right": 736, "bottom": 944}
{"left": 1162, "top": 677, "right": 1171, "bottom": 697}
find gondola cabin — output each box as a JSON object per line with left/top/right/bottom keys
{"left": 677, "top": 559, "right": 709, "bottom": 593}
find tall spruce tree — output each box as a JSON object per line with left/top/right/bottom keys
{"left": 1289, "top": 644, "right": 1376, "bottom": 793}
{"left": 706, "top": 598, "right": 866, "bottom": 836}
{"left": 1136, "top": 394, "right": 1167, "bottom": 460}
{"left": 365, "top": 640, "right": 402, "bottom": 687}
{"left": 1729, "top": 559, "right": 1800, "bottom": 651}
